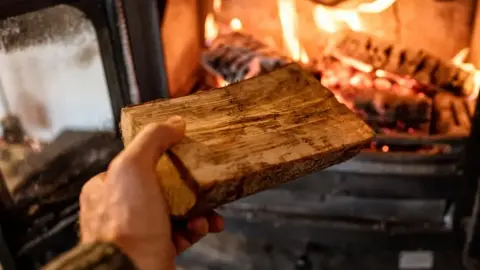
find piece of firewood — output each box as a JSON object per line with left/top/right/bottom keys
{"left": 333, "top": 31, "right": 474, "bottom": 96}
{"left": 433, "top": 92, "right": 474, "bottom": 136}
{"left": 120, "top": 64, "right": 374, "bottom": 217}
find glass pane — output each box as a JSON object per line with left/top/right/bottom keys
{"left": 0, "top": 4, "right": 114, "bottom": 142}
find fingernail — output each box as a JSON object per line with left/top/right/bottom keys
{"left": 167, "top": 116, "right": 185, "bottom": 128}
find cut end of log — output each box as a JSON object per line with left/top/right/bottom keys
{"left": 121, "top": 64, "right": 374, "bottom": 217}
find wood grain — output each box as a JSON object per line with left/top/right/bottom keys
{"left": 121, "top": 64, "right": 374, "bottom": 217}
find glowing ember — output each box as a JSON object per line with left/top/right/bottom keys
{"left": 319, "top": 53, "right": 432, "bottom": 135}
{"left": 452, "top": 48, "right": 480, "bottom": 100}
{"left": 230, "top": 18, "right": 243, "bottom": 31}
{"left": 205, "top": 13, "right": 219, "bottom": 44}
{"left": 277, "top": 0, "right": 308, "bottom": 61}
{"left": 216, "top": 76, "right": 229, "bottom": 88}
{"left": 382, "top": 145, "right": 389, "bottom": 152}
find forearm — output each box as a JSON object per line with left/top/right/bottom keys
{"left": 43, "top": 242, "right": 137, "bottom": 270}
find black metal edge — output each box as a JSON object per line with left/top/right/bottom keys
{"left": 0, "top": 0, "right": 133, "bottom": 137}
{"left": 121, "top": 0, "right": 170, "bottom": 102}
{"left": 458, "top": 90, "right": 480, "bottom": 263}
{"left": 79, "top": 0, "right": 133, "bottom": 136}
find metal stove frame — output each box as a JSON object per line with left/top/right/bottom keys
{"left": 0, "top": 0, "right": 480, "bottom": 268}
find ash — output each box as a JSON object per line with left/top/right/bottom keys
{"left": 0, "top": 5, "right": 95, "bottom": 52}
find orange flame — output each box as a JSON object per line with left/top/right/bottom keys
{"left": 313, "top": 0, "right": 396, "bottom": 34}
{"left": 216, "top": 76, "right": 229, "bottom": 88}
{"left": 205, "top": 13, "right": 219, "bottom": 44}
{"left": 357, "top": 0, "right": 396, "bottom": 13}
{"left": 213, "top": 0, "right": 222, "bottom": 13}
{"left": 277, "top": 0, "right": 308, "bottom": 62}
{"left": 452, "top": 48, "right": 480, "bottom": 100}
{"left": 230, "top": 18, "right": 243, "bottom": 31}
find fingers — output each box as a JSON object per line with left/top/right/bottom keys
{"left": 173, "top": 232, "right": 193, "bottom": 254}
{"left": 206, "top": 212, "right": 225, "bottom": 233}
{"left": 120, "top": 116, "right": 186, "bottom": 169}
{"left": 173, "top": 212, "right": 225, "bottom": 254}
{"left": 79, "top": 173, "right": 107, "bottom": 243}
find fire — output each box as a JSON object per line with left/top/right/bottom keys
{"left": 205, "top": 13, "right": 219, "bottom": 44}
{"left": 313, "top": 0, "right": 396, "bottom": 34}
{"left": 452, "top": 48, "right": 480, "bottom": 100}
{"left": 216, "top": 76, "right": 229, "bottom": 88}
{"left": 277, "top": 0, "right": 308, "bottom": 62}
{"left": 230, "top": 18, "right": 243, "bottom": 31}
{"left": 213, "top": 0, "right": 222, "bottom": 13}
{"left": 357, "top": 0, "right": 396, "bottom": 13}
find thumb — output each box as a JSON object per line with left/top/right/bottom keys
{"left": 121, "top": 116, "right": 186, "bottom": 169}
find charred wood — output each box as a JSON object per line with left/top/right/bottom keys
{"left": 335, "top": 87, "right": 432, "bottom": 134}
{"left": 203, "top": 32, "right": 290, "bottom": 84}
{"left": 334, "top": 31, "right": 475, "bottom": 97}
{"left": 433, "top": 93, "right": 476, "bottom": 136}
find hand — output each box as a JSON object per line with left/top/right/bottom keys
{"left": 79, "top": 116, "right": 224, "bottom": 270}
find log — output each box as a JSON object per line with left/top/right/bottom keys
{"left": 120, "top": 64, "right": 374, "bottom": 217}
{"left": 350, "top": 89, "right": 432, "bottom": 134}
{"left": 333, "top": 31, "right": 475, "bottom": 97}
{"left": 433, "top": 92, "right": 475, "bottom": 136}
{"left": 202, "top": 32, "right": 289, "bottom": 84}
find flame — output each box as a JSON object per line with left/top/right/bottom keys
{"left": 313, "top": 0, "right": 396, "bottom": 33}
{"left": 216, "top": 76, "right": 229, "bottom": 88}
{"left": 213, "top": 0, "right": 222, "bottom": 13}
{"left": 313, "top": 6, "right": 338, "bottom": 33}
{"left": 300, "top": 50, "right": 309, "bottom": 64}
{"left": 230, "top": 18, "right": 243, "bottom": 31}
{"left": 277, "top": 0, "right": 308, "bottom": 61}
{"left": 452, "top": 48, "right": 480, "bottom": 100}
{"left": 205, "top": 13, "right": 219, "bottom": 44}
{"left": 357, "top": 0, "right": 396, "bottom": 13}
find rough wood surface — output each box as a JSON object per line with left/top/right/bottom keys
{"left": 120, "top": 64, "right": 374, "bottom": 217}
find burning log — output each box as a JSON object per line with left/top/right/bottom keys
{"left": 120, "top": 64, "right": 374, "bottom": 217}
{"left": 202, "top": 32, "right": 290, "bottom": 84}
{"left": 333, "top": 87, "right": 432, "bottom": 134}
{"left": 433, "top": 93, "right": 476, "bottom": 136}
{"left": 334, "top": 31, "right": 475, "bottom": 96}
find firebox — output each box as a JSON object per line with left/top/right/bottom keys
{"left": 1, "top": 0, "right": 480, "bottom": 269}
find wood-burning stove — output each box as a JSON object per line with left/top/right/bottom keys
{"left": 0, "top": 0, "right": 480, "bottom": 269}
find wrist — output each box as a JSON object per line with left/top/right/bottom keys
{"left": 110, "top": 234, "right": 177, "bottom": 270}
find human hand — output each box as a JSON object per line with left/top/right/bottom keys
{"left": 79, "top": 116, "right": 224, "bottom": 270}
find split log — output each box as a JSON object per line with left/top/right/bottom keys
{"left": 333, "top": 31, "right": 475, "bottom": 97}
{"left": 120, "top": 64, "right": 374, "bottom": 217}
